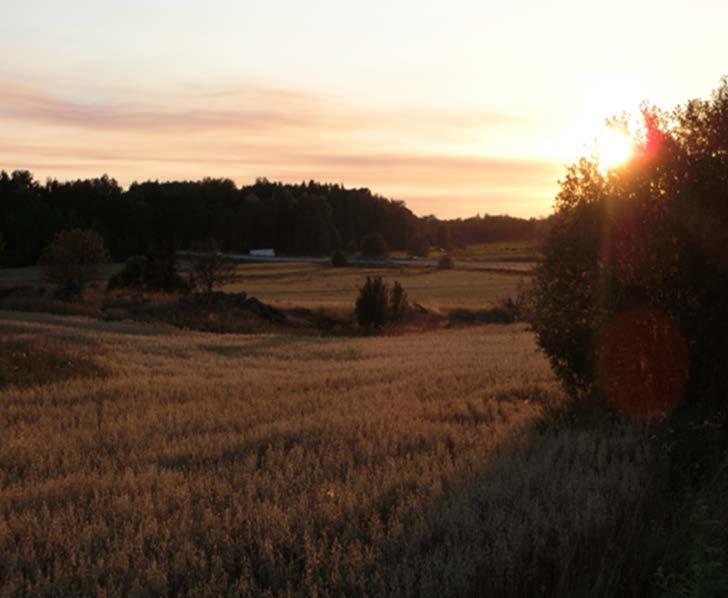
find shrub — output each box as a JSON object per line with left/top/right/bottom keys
{"left": 437, "top": 254, "right": 453, "bottom": 270}
{"left": 355, "top": 276, "right": 389, "bottom": 331}
{"left": 107, "top": 252, "right": 188, "bottom": 292}
{"left": 532, "top": 78, "right": 728, "bottom": 414}
{"left": 147, "top": 250, "right": 188, "bottom": 292}
{"left": 390, "top": 280, "right": 408, "bottom": 320}
{"left": 39, "top": 229, "right": 109, "bottom": 293}
{"left": 360, "top": 233, "right": 388, "bottom": 258}
{"left": 331, "top": 250, "right": 348, "bottom": 267}
{"left": 107, "top": 255, "right": 148, "bottom": 290}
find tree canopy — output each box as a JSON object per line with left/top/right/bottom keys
{"left": 532, "top": 77, "right": 728, "bottom": 419}
{"left": 0, "top": 174, "right": 547, "bottom": 267}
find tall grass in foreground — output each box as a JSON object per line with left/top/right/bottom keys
{"left": 0, "top": 311, "right": 651, "bottom": 596}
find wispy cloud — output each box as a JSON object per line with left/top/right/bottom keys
{"left": 0, "top": 81, "right": 315, "bottom": 131}
{"left": 0, "top": 79, "right": 559, "bottom": 217}
{"left": 0, "top": 80, "right": 529, "bottom": 134}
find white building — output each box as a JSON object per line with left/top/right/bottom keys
{"left": 249, "top": 249, "right": 275, "bottom": 258}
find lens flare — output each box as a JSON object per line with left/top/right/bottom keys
{"left": 596, "top": 308, "right": 689, "bottom": 423}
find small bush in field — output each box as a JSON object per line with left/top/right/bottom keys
{"left": 355, "top": 277, "right": 409, "bottom": 330}
{"left": 331, "top": 251, "right": 348, "bottom": 267}
{"left": 108, "top": 253, "right": 187, "bottom": 292}
{"left": 39, "top": 229, "right": 109, "bottom": 293}
{"left": 355, "top": 276, "right": 389, "bottom": 331}
{"left": 437, "top": 254, "right": 453, "bottom": 270}
{"left": 190, "top": 242, "right": 237, "bottom": 294}
{"left": 390, "top": 280, "right": 408, "bottom": 320}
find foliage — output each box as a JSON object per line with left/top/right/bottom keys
{"left": 360, "top": 232, "right": 388, "bottom": 258}
{"left": 389, "top": 280, "right": 408, "bottom": 320}
{"left": 355, "top": 276, "right": 389, "bottom": 331}
{"left": 0, "top": 171, "right": 549, "bottom": 267}
{"left": 190, "top": 242, "right": 237, "bottom": 294}
{"left": 331, "top": 250, "right": 348, "bottom": 267}
{"left": 436, "top": 224, "right": 451, "bottom": 250}
{"left": 355, "top": 277, "right": 410, "bottom": 330}
{"left": 532, "top": 77, "right": 728, "bottom": 407}
{"left": 107, "top": 244, "right": 188, "bottom": 293}
{"left": 146, "top": 243, "right": 189, "bottom": 292}
{"left": 39, "top": 228, "right": 109, "bottom": 292}
{"left": 407, "top": 234, "right": 430, "bottom": 257}
{"left": 107, "top": 255, "right": 149, "bottom": 290}
{"left": 437, "top": 254, "right": 453, "bottom": 270}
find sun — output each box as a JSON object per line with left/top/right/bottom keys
{"left": 595, "top": 127, "right": 634, "bottom": 171}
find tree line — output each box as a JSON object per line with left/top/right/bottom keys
{"left": 0, "top": 172, "right": 547, "bottom": 267}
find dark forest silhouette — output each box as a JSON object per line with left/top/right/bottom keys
{"left": 0, "top": 172, "right": 547, "bottom": 266}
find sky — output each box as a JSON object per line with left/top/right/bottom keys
{"left": 1, "top": 1, "right": 726, "bottom": 218}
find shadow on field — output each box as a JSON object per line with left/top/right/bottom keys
{"left": 197, "top": 334, "right": 359, "bottom": 359}
{"left": 1, "top": 309, "right": 176, "bottom": 338}
{"left": 148, "top": 383, "right": 652, "bottom": 597}
{"left": 351, "top": 397, "right": 655, "bottom": 598}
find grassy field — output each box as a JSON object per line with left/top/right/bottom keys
{"left": 437, "top": 240, "right": 542, "bottom": 262}
{"left": 0, "top": 310, "right": 651, "bottom": 596}
{"left": 220, "top": 263, "right": 531, "bottom": 310}
{"left": 389, "top": 241, "right": 542, "bottom": 263}
{"left": 0, "top": 262, "right": 532, "bottom": 314}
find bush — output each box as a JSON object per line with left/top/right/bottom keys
{"left": 331, "top": 251, "right": 348, "bottom": 267}
{"left": 437, "top": 254, "right": 453, "bottom": 270}
{"left": 190, "top": 242, "right": 237, "bottom": 294}
{"left": 360, "top": 233, "right": 388, "bottom": 258}
{"left": 532, "top": 78, "right": 728, "bottom": 416}
{"left": 355, "top": 276, "right": 389, "bottom": 331}
{"left": 107, "top": 255, "right": 148, "bottom": 290}
{"left": 390, "top": 280, "right": 408, "bottom": 320}
{"left": 39, "top": 229, "right": 109, "bottom": 293}
{"left": 107, "top": 252, "right": 188, "bottom": 292}
{"left": 355, "top": 277, "right": 409, "bottom": 331}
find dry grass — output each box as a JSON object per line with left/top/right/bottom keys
{"left": 0, "top": 310, "right": 651, "bottom": 596}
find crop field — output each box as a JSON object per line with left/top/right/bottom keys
{"left": 222, "top": 263, "right": 532, "bottom": 310}
{"left": 0, "top": 310, "right": 650, "bottom": 596}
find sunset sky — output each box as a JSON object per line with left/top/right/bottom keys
{"left": 2, "top": 0, "right": 726, "bottom": 218}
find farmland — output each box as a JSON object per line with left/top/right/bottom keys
{"left": 0, "top": 309, "right": 650, "bottom": 596}
{"left": 0, "top": 261, "right": 532, "bottom": 317}
{"left": 222, "top": 262, "right": 532, "bottom": 310}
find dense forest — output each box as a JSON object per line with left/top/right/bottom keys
{"left": 0, "top": 170, "right": 547, "bottom": 266}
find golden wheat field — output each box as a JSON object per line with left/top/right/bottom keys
{"left": 0, "top": 309, "right": 651, "bottom": 596}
